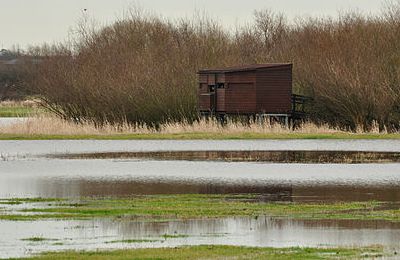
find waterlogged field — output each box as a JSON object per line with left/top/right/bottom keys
{"left": 1, "top": 196, "right": 398, "bottom": 259}
{"left": 19, "top": 246, "right": 387, "bottom": 260}
{"left": 1, "top": 140, "right": 400, "bottom": 259}
{"left": 0, "top": 195, "right": 395, "bottom": 221}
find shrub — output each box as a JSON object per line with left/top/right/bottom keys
{"left": 28, "top": 4, "right": 400, "bottom": 130}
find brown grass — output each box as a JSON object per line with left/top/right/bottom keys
{"left": 0, "top": 115, "right": 356, "bottom": 136}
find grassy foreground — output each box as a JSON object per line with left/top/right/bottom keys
{"left": 1, "top": 195, "right": 399, "bottom": 222}
{"left": 1, "top": 132, "right": 400, "bottom": 140}
{"left": 24, "top": 245, "right": 386, "bottom": 260}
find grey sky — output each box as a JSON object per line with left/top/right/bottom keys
{"left": 1, "top": 0, "right": 385, "bottom": 49}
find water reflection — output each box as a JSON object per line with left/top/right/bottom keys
{"left": 1, "top": 216, "right": 400, "bottom": 258}
{"left": 14, "top": 179, "right": 400, "bottom": 202}
{"left": 0, "top": 117, "right": 27, "bottom": 127}
{"left": 55, "top": 150, "right": 400, "bottom": 163}
{"left": 1, "top": 139, "right": 400, "bottom": 158}
{"left": 1, "top": 139, "right": 400, "bottom": 257}
{"left": 1, "top": 158, "right": 400, "bottom": 201}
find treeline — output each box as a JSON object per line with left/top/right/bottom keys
{"left": 0, "top": 49, "right": 30, "bottom": 100}
{"left": 27, "top": 3, "right": 400, "bottom": 130}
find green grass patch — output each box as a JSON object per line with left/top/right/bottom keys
{"left": 0, "top": 195, "right": 399, "bottom": 222}
{"left": 0, "top": 201, "right": 22, "bottom": 205}
{"left": 23, "top": 245, "right": 387, "bottom": 260}
{"left": 0, "top": 132, "right": 400, "bottom": 140}
{"left": 0, "top": 106, "right": 39, "bottom": 117}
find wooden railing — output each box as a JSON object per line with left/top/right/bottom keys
{"left": 292, "top": 94, "right": 313, "bottom": 118}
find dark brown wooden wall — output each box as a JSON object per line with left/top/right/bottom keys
{"left": 198, "top": 83, "right": 212, "bottom": 111}
{"left": 256, "top": 65, "right": 292, "bottom": 113}
{"left": 216, "top": 89, "right": 225, "bottom": 111}
{"left": 225, "top": 83, "right": 256, "bottom": 113}
{"left": 224, "top": 71, "right": 256, "bottom": 113}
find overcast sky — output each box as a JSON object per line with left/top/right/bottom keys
{"left": 1, "top": 0, "right": 386, "bottom": 49}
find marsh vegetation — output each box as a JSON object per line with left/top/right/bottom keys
{"left": 1, "top": 115, "right": 400, "bottom": 139}
{"left": 2, "top": 196, "right": 397, "bottom": 259}
{"left": 1, "top": 195, "right": 398, "bottom": 222}
{"left": 25, "top": 245, "right": 387, "bottom": 260}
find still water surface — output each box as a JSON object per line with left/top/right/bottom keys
{"left": 1, "top": 158, "right": 400, "bottom": 201}
{"left": 1, "top": 139, "right": 400, "bottom": 158}
{"left": 0, "top": 117, "right": 27, "bottom": 127}
{"left": 1, "top": 140, "right": 399, "bottom": 200}
{"left": 1, "top": 140, "right": 400, "bottom": 257}
{"left": 1, "top": 216, "right": 400, "bottom": 258}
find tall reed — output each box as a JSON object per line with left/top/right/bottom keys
{"left": 0, "top": 116, "right": 343, "bottom": 136}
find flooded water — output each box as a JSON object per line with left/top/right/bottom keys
{"left": 1, "top": 217, "right": 400, "bottom": 258}
{"left": 1, "top": 158, "right": 400, "bottom": 201}
{"left": 1, "top": 140, "right": 400, "bottom": 201}
{"left": 1, "top": 139, "right": 400, "bottom": 158}
{"left": 1, "top": 139, "right": 399, "bottom": 200}
{"left": 1, "top": 139, "right": 400, "bottom": 258}
{"left": 0, "top": 117, "right": 27, "bottom": 127}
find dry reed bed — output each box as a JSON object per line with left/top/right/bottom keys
{"left": 0, "top": 116, "right": 383, "bottom": 136}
